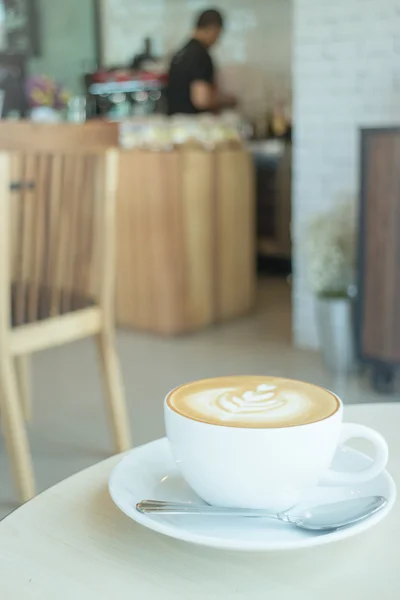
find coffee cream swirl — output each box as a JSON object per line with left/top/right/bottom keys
{"left": 168, "top": 376, "right": 339, "bottom": 428}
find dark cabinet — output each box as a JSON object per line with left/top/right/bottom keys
{"left": 357, "top": 128, "right": 400, "bottom": 390}
{"left": 0, "top": 52, "right": 26, "bottom": 115}
{"left": 250, "top": 142, "right": 292, "bottom": 261}
{"left": 0, "top": 0, "right": 40, "bottom": 56}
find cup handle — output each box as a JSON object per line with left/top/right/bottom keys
{"left": 321, "top": 423, "right": 389, "bottom": 485}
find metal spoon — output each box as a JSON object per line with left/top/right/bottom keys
{"left": 136, "top": 496, "right": 386, "bottom": 531}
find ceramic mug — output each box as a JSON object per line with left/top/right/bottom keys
{"left": 165, "top": 390, "right": 389, "bottom": 511}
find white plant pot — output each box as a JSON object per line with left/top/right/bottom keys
{"left": 315, "top": 296, "right": 356, "bottom": 375}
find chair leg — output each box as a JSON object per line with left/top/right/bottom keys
{"left": 0, "top": 356, "right": 35, "bottom": 503}
{"left": 96, "top": 331, "right": 131, "bottom": 453}
{"left": 14, "top": 355, "right": 31, "bottom": 421}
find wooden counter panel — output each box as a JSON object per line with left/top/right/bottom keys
{"left": 181, "top": 151, "right": 214, "bottom": 330}
{"left": 116, "top": 151, "right": 186, "bottom": 333}
{"left": 216, "top": 150, "right": 255, "bottom": 321}
{"left": 116, "top": 148, "right": 255, "bottom": 334}
{"left": 0, "top": 121, "right": 119, "bottom": 152}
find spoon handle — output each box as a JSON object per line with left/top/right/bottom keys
{"left": 136, "top": 500, "right": 280, "bottom": 519}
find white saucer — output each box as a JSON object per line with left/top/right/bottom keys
{"left": 109, "top": 438, "right": 396, "bottom": 552}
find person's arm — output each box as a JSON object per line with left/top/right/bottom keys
{"left": 191, "top": 82, "right": 237, "bottom": 112}
{"left": 189, "top": 52, "right": 218, "bottom": 112}
{"left": 190, "top": 80, "right": 218, "bottom": 111}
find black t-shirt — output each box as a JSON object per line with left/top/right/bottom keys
{"left": 167, "top": 39, "right": 214, "bottom": 115}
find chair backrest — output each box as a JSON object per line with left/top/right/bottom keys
{"left": 0, "top": 148, "right": 118, "bottom": 328}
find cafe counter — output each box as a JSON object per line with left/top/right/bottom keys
{"left": 0, "top": 121, "right": 256, "bottom": 335}
{"left": 116, "top": 146, "right": 255, "bottom": 334}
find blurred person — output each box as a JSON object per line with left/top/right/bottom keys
{"left": 167, "top": 8, "right": 236, "bottom": 115}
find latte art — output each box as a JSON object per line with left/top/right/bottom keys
{"left": 216, "top": 384, "right": 285, "bottom": 417}
{"left": 188, "top": 385, "right": 313, "bottom": 425}
{"left": 167, "top": 376, "right": 339, "bottom": 428}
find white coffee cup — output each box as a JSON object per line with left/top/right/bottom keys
{"left": 165, "top": 381, "right": 389, "bottom": 511}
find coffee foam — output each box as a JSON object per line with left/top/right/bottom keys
{"left": 167, "top": 376, "right": 339, "bottom": 428}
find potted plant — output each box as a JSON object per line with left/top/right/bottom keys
{"left": 304, "top": 199, "right": 357, "bottom": 374}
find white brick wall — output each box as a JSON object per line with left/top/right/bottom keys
{"left": 293, "top": 0, "right": 400, "bottom": 348}
{"left": 101, "top": 0, "right": 292, "bottom": 120}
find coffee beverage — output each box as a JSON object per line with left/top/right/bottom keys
{"left": 165, "top": 376, "right": 388, "bottom": 510}
{"left": 167, "top": 376, "right": 339, "bottom": 429}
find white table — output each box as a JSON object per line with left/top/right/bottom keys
{"left": 0, "top": 404, "right": 399, "bottom": 599}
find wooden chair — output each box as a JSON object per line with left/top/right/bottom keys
{"left": 0, "top": 147, "right": 131, "bottom": 504}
